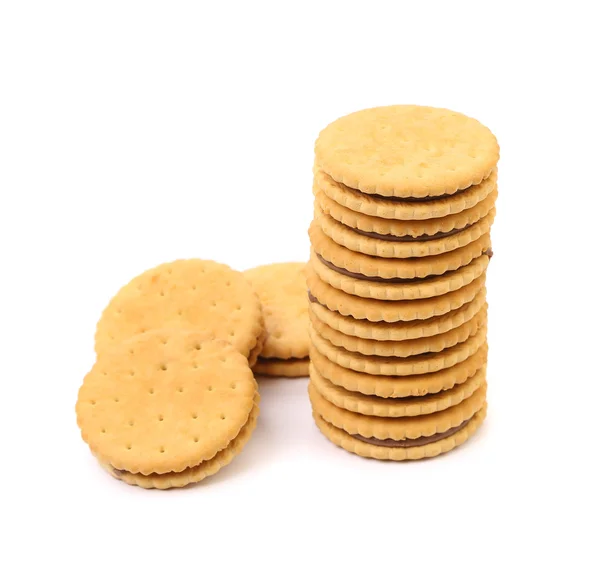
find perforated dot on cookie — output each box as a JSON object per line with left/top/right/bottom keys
{"left": 101, "top": 428, "right": 106, "bottom": 434}
{"left": 230, "top": 383, "right": 237, "bottom": 390}
{"left": 149, "top": 388, "right": 155, "bottom": 395}
{"left": 207, "top": 385, "right": 213, "bottom": 392}
{"left": 177, "top": 387, "right": 184, "bottom": 393}
{"left": 235, "top": 305, "right": 242, "bottom": 311}
{"left": 126, "top": 444, "right": 132, "bottom": 450}
{"left": 160, "top": 363, "right": 167, "bottom": 371}
{"left": 194, "top": 343, "right": 202, "bottom": 350}
{"left": 193, "top": 437, "right": 199, "bottom": 443}
{"left": 192, "top": 413, "right": 198, "bottom": 419}
{"left": 90, "top": 400, "right": 96, "bottom": 405}
{"left": 158, "top": 415, "right": 164, "bottom": 422}
{"left": 220, "top": 414, "right": 226, "bottom": 420}
{"left": 128, "top": 420, "right": 134, "bottom": 426}
{"left": 159, "top": 447, "right": 165, "bottom": 453}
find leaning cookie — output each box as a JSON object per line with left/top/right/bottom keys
{"left": 95, "top": 259, "right": 266, "bottom": 367}
{"left": 76, "top": 330, "right": 259, "bottom": 489}
{"left": 245, "top": 262, "right": 309, "bottom": 378}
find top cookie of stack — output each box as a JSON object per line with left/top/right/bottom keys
{"left": 308, "top": 105, "right": 499, "bottom": 461}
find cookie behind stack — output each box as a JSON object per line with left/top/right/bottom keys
{"left": 308, "top": 105, "right": 499, "bottom": 460}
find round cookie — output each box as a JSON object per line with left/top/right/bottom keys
{"left": 314, "top": 168, "right": 497, "bottom": 220}
{"left": 76, "top": 330, "right": 258, "bottom": 487}
{"left": 244, "top": 262, "right": 308, "bottom": 359}
{"left": 309, "top": 248, "right": 489, "bottom": 301}
{"left": 309, "top": 305, "right": 487, "bottom": 357}
{"left": 313, "top": 404, "right": 487, "bottom": 461}
{"left": 310, "top": 221, "right": 492, "bottom": 279}
{"left": 307, "top": 265, "right": 487, "bottom": 322}
{"left": 309, "top": 288, "right": 487, "bottom": 341}
{"left": 310, "top": 362, "right": 486, "bottom": 417}
{"left": 95, "top": 259, "right": 265, "bottom": 365}
{"left": 309, "top": 343, "right": 488, "bottom": 398}
{"left": 253, "top": 357, "right": 309, "bottom": 378}
{"left": 313, "top": 184, "right": 498, "bottom": 237}
{"left": 310, "top": 380, "right": 486, "bottom": 442}
{"left": 315, "top": 205, "right": 496, "bottom": 258}
{"left": 314, "top": 105, "right": 499, "bottom": 198}
{"left": 308, "top": 323, "right": 487, "bottom": 376}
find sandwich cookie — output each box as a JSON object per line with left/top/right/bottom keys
{"left": 315, "top": 204, "right": 496, "bottom": 258}
{"left": 309, "top": 343, "right": 488, "bottom": 398}
{"left": 76, "top": 330, "right": 259, "bottom": 489}
{"left": 309, "top": 304, "right": 487, "bottom": 357}
{"left": 313, "top": 184, "right": 498, "bottom": 238}
{"left": 309, "top": 247, "right": 489, "bottom": 300}
{"left": 245, "top": 262, "right": 309, "bottom": 377}
{"left": 314, "top": 105, "right": 499, "bottom": 198}
{"left": 308, "top": 323, "right": 487, "bottom": 376}
{"left": 95, "top": 259, "right": 265, "bottom": 367}
{"left": 307, "top": 265, "right": 487, "bottom": 322}
{"left": 310, "top": 381, "right": 487, "bottom": 460}
{"left": 309, "top": 362, "right": 486, "bottom": 417}
{"left": 308, "top": 287, "right": 487, "bottom": 341}
{"left": 310, "top": 221, "right": 492, "bottom": 280}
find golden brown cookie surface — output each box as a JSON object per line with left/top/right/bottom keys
{"left": 77, "top": 330, "right": 258, "bottom": 478}
{"left": 244, "top": 262, "right": 308, "bottom": 359}
{"left": 314, "top": 105, "right": 499, "bottom": 198}
{"left": 95, "top": 259, "right": 265, "bottom": 363}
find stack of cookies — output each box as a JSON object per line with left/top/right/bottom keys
{"left": 308, "top": 105, "right": 499, "bottom": 460}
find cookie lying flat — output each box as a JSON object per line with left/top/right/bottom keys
{"left": 310, "top": 381, "right": 487, "bottom": 460}
{"left": 245, "top": 262, "right": 309, "bottom": 377}
{"left": 307, "top": 265, "right": 486, "bottom": 322}
{"left": 314, "top": 168, "right": 497, "bottom": 220}
{"left": 310, "top": 380, "right": 486, "bottom": 440}
{"left": 313, "top": 184, "right": 498, "bottom": 237}
{"left": 309, "top": 343, "right": 488, "bottom": 398}
{"left": 309, "top": 247, "right": 489, "bottom": 301}
{"left": 310, "top": 362, "right": 486, "bottom": 417}
{"left": 309, "top": 305, "right": 487, "bottom": 357}
{"left": 310, "top": 221, "right": 492, "bottom": 280}
{"left": 315, "top": 204, "right": 496, "bottom": 258}
{"left": 95, "top": 259, "right": 265, "bottom": 366}
{"left": 309, "top": 323, "right": 487, "bottom": 376}
{"left": 76, "top": 330, "right": 259, "bottom": 489}
{"left": 313, "top": 404, "right": 486, "bottom": 461}
{"left": 314, "top": 105, "right": 499, "bottom": 198}
{"left": 253, "top": 357, "right": 309, "bottom": 378}
{"left": 309, "top": 287, "right": 487, "bottom": 341}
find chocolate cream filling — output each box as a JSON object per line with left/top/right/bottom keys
{"left": 350, "top": 224, "right": 469, "bottom": 242}
{"left": 316, "top": 255, "right": 440, "bottom": 283}
{"left": 345, "top": 184, "right": 470, "bottom": 203}
{"left": 350, "top": 416, "right": 472, "bottom": 448}
{"left": 256, "top": 356, "right": 309, "bottom": 364}
{"left": 315, "top": 252, "right": 492, "bottom": 284}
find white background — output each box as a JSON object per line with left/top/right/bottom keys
{"left": 1, "top": 2, "right": 599, "bottom": 564}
